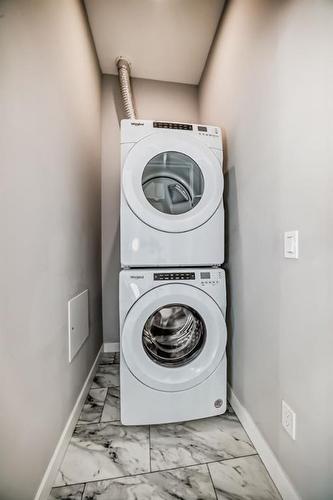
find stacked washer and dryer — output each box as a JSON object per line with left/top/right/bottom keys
{"left": 119, "top": 119, "right": 227, "bottom": 425}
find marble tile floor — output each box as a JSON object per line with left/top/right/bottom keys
{"left": 49, "top": 353, "right": 281, "bottom": 500}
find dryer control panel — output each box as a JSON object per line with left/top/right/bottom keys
{"left": 154, "top": 272, "right": 195, "bottom": 281}
{"left": 121, "top": 119, "right": 222, "bottom": 149}
{"left": 153, "top": 121, "right": 193, "bottom": 131}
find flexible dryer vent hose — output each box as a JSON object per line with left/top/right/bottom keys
{"left": 116, "top": 58, "right": 136, "bottom": 119}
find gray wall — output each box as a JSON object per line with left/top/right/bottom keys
{"left": 199, "top": 0, "right": 333, "bottom": 498}
{"left": 0, "top": 1, "right": 102, "bottom": 499}
{"left": 102, "top": 75, "right": 199, "bottom": 344}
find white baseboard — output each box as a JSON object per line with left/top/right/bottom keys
{"left": 34, "top": 345, "right": 103, "bottom": 500}
{"left": 228, "top": 384, "right": 300, "bottom": 500}
{"left": 103, "top": 342, "right": 120, "bottom": 352}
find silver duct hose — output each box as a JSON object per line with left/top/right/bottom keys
{"left": 116, "top": 58, "right": 136, "bottom": 119}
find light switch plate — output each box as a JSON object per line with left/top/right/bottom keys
{"left": 68, "top": 289, "right": 89, "bottom": 362}
{"left": 284, "top": 230, "right": 299, "bottom": 259}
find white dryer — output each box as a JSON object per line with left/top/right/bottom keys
{"left": 119, "top": 268, "right": 227, "bottom": 425}
{"left": 121, "top": 119, "right": 224, "bottom": 268}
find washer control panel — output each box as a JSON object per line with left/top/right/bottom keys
{"left": 152, "top": 270, "right": 224, "bottom": 286}
{"left": 200, "top": 270, "right": 224, "bottom": 287}
{"left": 154, "top": 272, "right": 195, "bottom": 281}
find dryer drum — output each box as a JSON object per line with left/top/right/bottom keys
{"left": 141, "top": 151, "right": 204, "bottom": 215}
{"left": 142, "top": 304, "right": 206, "bottom": 367}
{"left": 142, "top": 176, "right": 193, "bottom": 214}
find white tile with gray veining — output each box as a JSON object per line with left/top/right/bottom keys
{"left": 91, "top": 364, "right": 119, "bottom": 389}
{"left": 150, "top": 413, "right": 256, "bottom": 471}
{"left": 54, "top": 422, "right": 150, "bottom": 486}
{"left": 48, "top": 483, "right": 85, "bottom": 500}
{"left": 82, "top": 464, "right": 216, "bottom": 500}
{"left": 49, "top": 352, "right": 281, "bottom": 499}
{"left": 208, "top": 455, "right": 281, "bottom": 500}
{"left": 101, "top": 386, "right": 120, "bottom": 422}
{"left": 78, "top": 388, "right": 107, "bottom": 424}
{"left": 99, "top": 352, "right": 120, "bottom": 365}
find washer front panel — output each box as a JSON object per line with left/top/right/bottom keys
{"left": 121, "top": 284, "right": 227, "bottom": 392}
{"left": 122, "top": 132, "right": 223, "bottom": 233}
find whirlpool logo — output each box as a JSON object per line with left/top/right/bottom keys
{"left": 131, "top": 122, "right": 144, "bottom": 126}
{"left": 130, "top": 275, "right": 144, "bottom": 279}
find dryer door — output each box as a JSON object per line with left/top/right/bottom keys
{"left": 122, "top": 132, "right": 223, "bottom": 233}
{"left": 121, "top": 283, "right": 227, "bottom": 392}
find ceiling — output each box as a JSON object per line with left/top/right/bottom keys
{"left": 84, "top": 0, "right": 225, "bottom": 85}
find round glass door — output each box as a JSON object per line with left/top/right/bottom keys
{"left": 142, "top": 151, "right": 204, "bottom": 215}
{"left": 142, "top": 303, "right": 206, "bottom": 367}
{"left": 122, "top": 283, "right": 226, "bottom": 391}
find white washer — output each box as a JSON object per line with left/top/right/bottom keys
{"left": 121, "top": 119, "right": 224, "bottom": 268}
{"left": 119, "top": 268, "right": 227, "bottom": 425}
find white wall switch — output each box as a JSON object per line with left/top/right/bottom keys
{"left": 284, "top": 230, "right": 299, "bottom": 259}
{"left": 282, "top": 400, "right": 296, "bottom": 440}
{"left": 68, "top": 289, "right": 89, "bottom": 363}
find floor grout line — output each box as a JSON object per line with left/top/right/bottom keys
{"left": 78, "top": 386, "right": 108, "bottom": 424}
{"left": 99, "top": 386, "right": 110, "bottom": 422}
{"left": 149, "top": 452, "right": 259, "bottom": 474}
{"left": 206, "top": 463, "right": 218, "bottom": 500}
{"left": 51, "top": 452, "right": 260, "bottom": 491}
{"left": 75, "top": 413, "right": 238, "bottom": 427}
{"left": 148, "top": 425, "right": 152, "bottom": 473}
{"left": 254, "top": 452, "right": 283, "bottom": 499}
{"left": 98, "top": 363, "right": 120, "bottom": 366}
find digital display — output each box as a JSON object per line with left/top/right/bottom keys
{"left": 154, "top": 272, "right": 195, "bottom": 281}
{"left": 153, "top": 121, "right": 193, "bottom": 131}
{"left": 200, "top": 272, "right": 211, "bottom": 279}
{"left": 198, "top": 126, "right": 208, "bottom": 132}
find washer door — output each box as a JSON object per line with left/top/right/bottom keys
{"left": 122, "top": 284, "right": 227, "bottom": 392}
{"left": 122, "top": 132, "right": 223, "bottom": 233}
